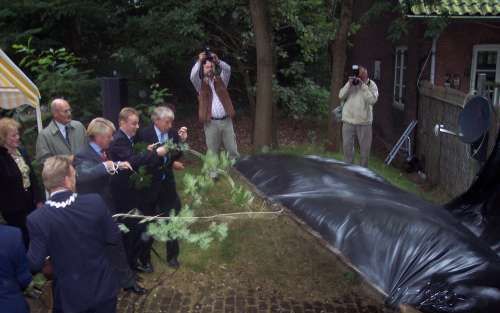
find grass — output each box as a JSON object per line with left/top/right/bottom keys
{"left": 142, "top": 144, "right": 451, "bottom": 305}
{"left": 25, "top": 142, "right": 447, "bottom": 310}
{"left": 273, "top": 143, "right": 450, "bottom": 203}
{"left": 145, "top": 153, "right": 370, "bottom": 302}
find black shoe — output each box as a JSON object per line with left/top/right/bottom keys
{"left": 135, "top": 262, "right": 154, "bottom": 273}
{"left": 167, "top": 258, "right": 180, "bottom": 269}
{"left": 124, "top": 282, "right": 147, "bottom": 295}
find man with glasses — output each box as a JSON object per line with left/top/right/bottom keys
{"left": 36, "top": 98, "right": 88, "bottom": 164}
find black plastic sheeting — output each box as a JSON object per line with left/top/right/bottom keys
{"left": 446, "top": 130, "right": 500, "bottom": 255}
{"left": 235, "top": 154, "right": 500, "bottom": 313}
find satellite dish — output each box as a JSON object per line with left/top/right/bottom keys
{"left": 458, "top": 96, "right": 491, "bottom": 144}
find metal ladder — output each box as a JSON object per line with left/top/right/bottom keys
{"left": 384, "top": 120, "right": 418, "bottom": 165}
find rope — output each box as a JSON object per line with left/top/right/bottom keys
{"left": 112, "top": 207, "right": 284, "bottom": 221}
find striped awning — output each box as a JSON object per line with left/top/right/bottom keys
{"left": 0, "top": 49, "right": 40, "bottom": 110}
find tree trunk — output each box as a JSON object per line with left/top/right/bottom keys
{"left": 237, "top": 60, "right": 256, "bottom": 144}
{"left": 327, "top": 0, "right": 354, "bottom": 151}
{"left": 249, "top": 0, "right": 274, "bottom": 151}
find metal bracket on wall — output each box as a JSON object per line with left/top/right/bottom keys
{"left": 384, "top": 120, "right": 418, "bottom": 166}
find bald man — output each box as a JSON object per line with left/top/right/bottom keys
{"left": 36, "top": 98, "right": 88, "bottom": 164}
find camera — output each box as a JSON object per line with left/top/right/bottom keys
{"left": 351, "top": 65, "right": 361, "bottom": 85}
{"left": 204, "top": 46, "right": 213, "bottom": 62}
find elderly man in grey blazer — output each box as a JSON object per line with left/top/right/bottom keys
{"left": 35, "top": 98, "right": 88, "bottom": 164}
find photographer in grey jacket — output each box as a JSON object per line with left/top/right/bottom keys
{"left": 339, "top": 65, "right": 379, "bottom": 167}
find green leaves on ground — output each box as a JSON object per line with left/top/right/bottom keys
{"left": 133, "top": 150, "right": 253, "bottom": 250}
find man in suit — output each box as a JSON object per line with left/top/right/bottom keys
{"left": 135, "top": 105, "right": 188, "bottom": 270}
{"left": 27, "top": 155, "right": 121, "bottom": 313}
{"left": 73, "top": 117, "right": 145, "bottom": 294}
{"left": 108, "top": 108, "right": 168, "bottom": 275}
{"left": 36, "top": 98, "right": 88, "bottom": 164}
{"left": 74, "top": 117, "right": 132, "bottom": 209}
{"left": 0, "top": 224, "right": 32, "bottom": 313}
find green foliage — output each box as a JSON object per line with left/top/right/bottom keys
{"left": 423, "top": 17, "right": 448, "bottom": 38}
{"left": 123, "top": 149, "right": 252, "bottom": 250}
{"left": 11, "top": 39, "right": 99, "bottom": 121}
{"left": 230, "top": 186, "right": 255, "bottom": 208}
{"left": 387, "top": 17, "right": 409, "bottom": 42}
{"left": 129, "top": 166, "right": 152, "bottom": 190}
{"left": 150, "top": 83, "right": 172, "bottom": 105}
{"left": 1, "top": 0, "right": 336, "bottom": 121}
{"left": 274, "top": 0, "right": 334, "bottom": 62}
{"left": 361, "top": 0, "right": 446, "bottom": 43}
{"left": 133, "top": 83, "right": 173, "bottom": 125}
{"left": 133, "top": 142, "right": 149, "bottom": 155}
{"left": 274, "top": 62, "right": 329, "bottom": 119}
{"left": 148, "top": 210, "right": 228, "bottom": 250}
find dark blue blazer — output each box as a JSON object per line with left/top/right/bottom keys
{"left": 0, "top": 225, "right": 31, "bottom": 313}
{"left": 74, "top": 143, "right": 114, "bottom": 211}
{"left": 135, "top": 125, "right": 183, "bottom": 209}
{"left": 27, "top": 191, "right": 120, "bottom": 313}
{"left": 108, "top": 129, "right": 159, "bottom": 213}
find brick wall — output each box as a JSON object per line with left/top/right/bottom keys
{"left": 349, "top": 1, "right": 428, "bottom": 150}
{"left": 435, "top": 21, "right": 500, "bottom": 93}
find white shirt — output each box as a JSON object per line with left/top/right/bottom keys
{"left": 50, "top": 188, "right": 71, "bottom": 198}
{"left": 190, "top": 60, "right": 231, "bottom": 118}
{"left": 154, "top": 125, "right": 168, "bottom": 143}
{"left": 55, "top": 120, "right": 70, "bottom": 139}
{"left": 208, "top": 79, "right": 226, "bottom": 118}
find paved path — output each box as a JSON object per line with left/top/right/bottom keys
{"left": 28, "top": 284, "right": 397, "bottom": 313}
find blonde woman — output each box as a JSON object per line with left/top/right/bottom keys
{"left": 0, "top": 117, "right": 44, "bottom": 247}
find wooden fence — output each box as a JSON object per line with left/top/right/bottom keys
{"left": 416, "top": 82, "right": 483, "bottom": 197}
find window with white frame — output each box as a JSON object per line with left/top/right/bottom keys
{"left": 471, "top": 45, "right": 500, "bottom": 106}
{"left": 393, "top": 47, "right": 407, "bottom": 110}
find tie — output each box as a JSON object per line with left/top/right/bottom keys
{"left": 64, "top": 125, "right": 71, "bottom": 147}
{"left": 100, "top": 150, "right": 108, "bottom": 161}
{"left": 160, "top": 132, "right": 168, "bottom": 181}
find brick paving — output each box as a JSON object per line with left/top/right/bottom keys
{"left": 28, "top": 284, "right": 397, "bottom": 313}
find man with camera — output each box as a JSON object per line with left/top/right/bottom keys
{"left": 338, "top": 65, "right": 379, "bottom": 167}
{"left": 190, "top": 48, "right": 239, "bottom": 160}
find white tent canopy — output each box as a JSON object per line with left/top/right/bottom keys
{"left": 0, "top": 48, "right": 43, "bottom": 132}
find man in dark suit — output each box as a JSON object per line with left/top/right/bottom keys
{"left": 108, "top": 108, "right": 168, "bottom": 274}
{"left": 0, "top": 224, "right": 32, "bottom": 313}
{"left": 74, "top": 117, "right": 132, "bottom": 208}
{"left": 27, "top": 155, "right": 121, "bottom": 313}
{"left": 73, "top": 117, "right": 146, "bottom": 295}
{"left": 135, "top": 105, "right": 188, "bottom": 270}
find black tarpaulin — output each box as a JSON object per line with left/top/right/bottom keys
{"left": 235, "top": 154, "right": 500, "bottom": 313}
{"left": 446, "top": 130, "right": 500, "bottom": 255}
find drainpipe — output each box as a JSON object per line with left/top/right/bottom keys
{"left": 430, "top": 36, "right": 438, "bottom": 85}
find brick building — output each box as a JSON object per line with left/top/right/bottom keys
{"left": 348, "top": 0, "right": 500, "bottom": 196}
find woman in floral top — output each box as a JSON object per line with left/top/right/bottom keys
{"left": 0, "top": 118, "right": 44, "bottom": 247}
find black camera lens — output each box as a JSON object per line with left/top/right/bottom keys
{"left": 204, "top": 47, "right": 213, "bottom": 61}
